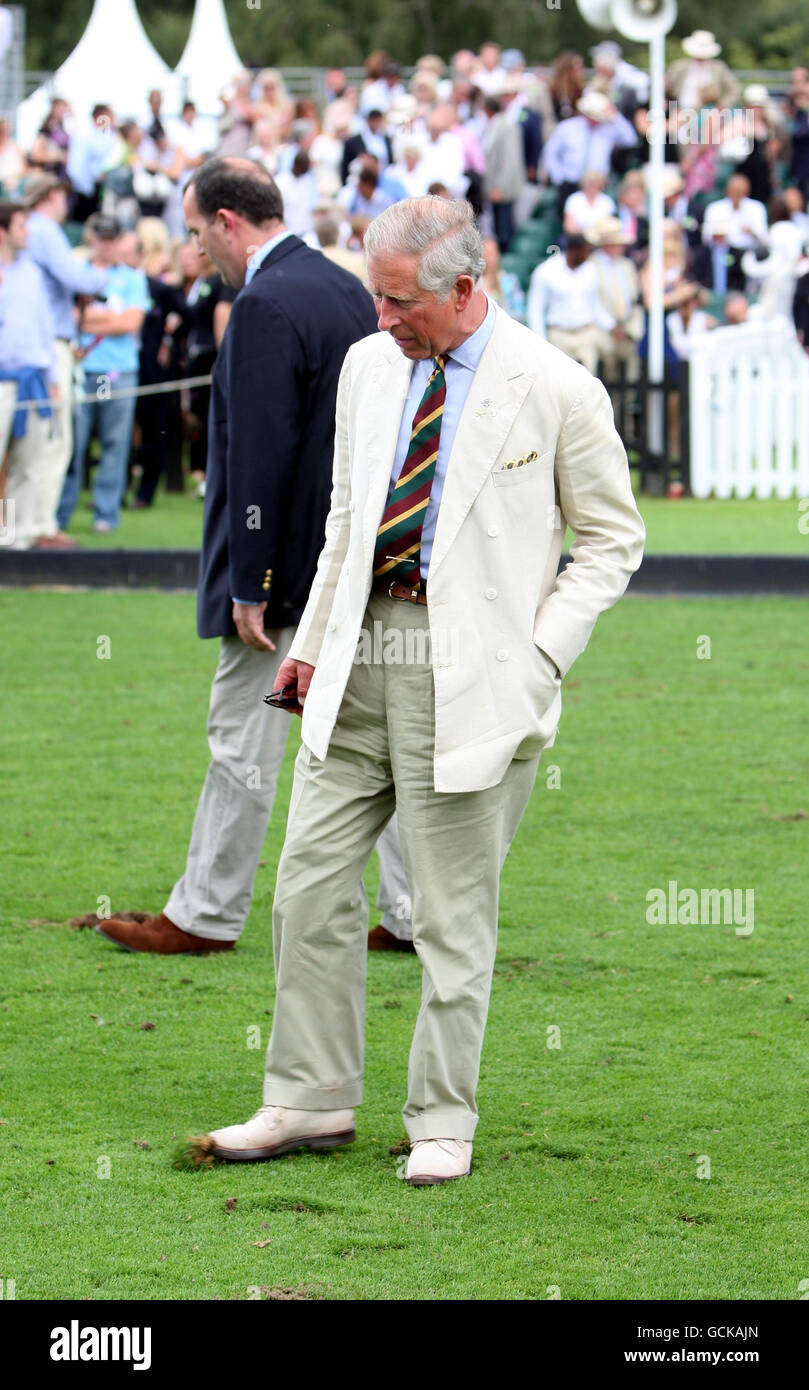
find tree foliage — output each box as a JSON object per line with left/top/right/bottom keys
{"left": 22, "top": 0, "right": 809, "bottom": 76}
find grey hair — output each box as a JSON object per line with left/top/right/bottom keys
{"left": 364, "top": 196, "right": 485, "bottom": 300}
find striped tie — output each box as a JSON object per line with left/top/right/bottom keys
{"left": 373, "top": 355, "right": 447, "bottom": 591}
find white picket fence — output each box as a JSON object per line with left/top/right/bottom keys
{"left": 688, "top": 318, "right": 809, "bottom": 498}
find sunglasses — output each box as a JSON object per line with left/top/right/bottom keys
{"left": 264, "top": 684, "right": 300, "bottom": 710}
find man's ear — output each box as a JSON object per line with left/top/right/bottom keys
{"left": 453, "top": 274, "right": 475, "bottom": 311}
{"left": 217, "top": 208, "right": 238, "bottom": 238}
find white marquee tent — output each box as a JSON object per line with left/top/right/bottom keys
{"left": 15, "top": 0, "right": 178, "bottom": 145}
{"left": 175, "top": 0, "right": 244, "bottom": 112}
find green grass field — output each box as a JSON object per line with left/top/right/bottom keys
{"left": 65, "top": 483, "right": 809, "bottom": 555}
{"left": 1, "top": 589, "right": 807, "bottom": 1300}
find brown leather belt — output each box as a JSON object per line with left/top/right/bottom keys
{"left": 372, "top": 577, "right": 428, "bottom": 607}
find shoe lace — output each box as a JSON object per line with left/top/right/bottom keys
{"left": 411, "top": 1138, "right": 465, "bottom": 1155}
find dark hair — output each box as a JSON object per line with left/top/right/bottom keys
{"left": 189, "top": 157, "right": 283, "bottom": 226}
{"left": 292, "top": 151, "right": 311, "bottom": 177}
{"left": 0, "top": 200, "right": 26, "bottom": 231}
{"left": 768, "top": 195, "right": 789, "bottom": 225}
{"left": 87, "top": 213, "right": 121, "bottom": 240}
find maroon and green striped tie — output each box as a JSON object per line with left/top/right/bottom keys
{"left": 373, "top": 355, "right": 447, "bottom": 591}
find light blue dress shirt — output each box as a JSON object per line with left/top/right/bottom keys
{"left": 388, "top": 295, "right": 495, "bottom": 583}
{"left": 245, "top": 228, "right": 295, "bottom": 284}
{"left": 26, "top": 212, "right": 109, "bottom": 340}
{"left": 0, "top": 255, "right": 56, "bottom": 377}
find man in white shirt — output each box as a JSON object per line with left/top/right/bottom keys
{"left": 170, "top": 101, "right": 213, "bottom": 178}
{"left": 418, "top": 105, "right": 467, "bottom": 199}
{"left": 473, "top": 41, "right": 506, "bottom": 96}
{"left": 542, "top": 91, "right": 636, "bottom": 216}
{"left": 360, "top": 63, "right": 406, "bottom": 117}
{"left": 702, "top": 173, "right": 768, "bottom": 291}
{"left": 527, "top": 234, "right": 615, "bottom": 374}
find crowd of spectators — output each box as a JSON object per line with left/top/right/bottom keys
{"left": 2, "top": 31, "right": 809, "bottom": 548}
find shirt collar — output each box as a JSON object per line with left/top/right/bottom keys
{"left": 445, "top": 294, "right": 496, "bottom": 372}
{"left": 245, "top": 228, "right": 294, "bottom": 284}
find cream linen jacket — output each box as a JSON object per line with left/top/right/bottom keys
{"left": 288, "top": 303, "right": 645, "bottom": 793}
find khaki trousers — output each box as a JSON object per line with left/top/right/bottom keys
{"left": 165, "top": 630, "right": 296, "bottom": 941}
{"left": 595, "top": 328, "right": 640, "bottom": 383}
{"left": 264, "top": 591, "right": 540, "bottom": 1140}
{"left": 36, "top": 340, "right": 75, "bottom": 538}
{"left": 163, "top": 628, "right": 411, "bottom": 943}
{"left": 547, "top": 324, "right": 600, "bottom": 376}
{"left": 0, "top": 381, "right": 56, "bottom": 549}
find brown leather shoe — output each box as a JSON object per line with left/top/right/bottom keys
{"left": 367, "top": 924, "right": 416, "bottom": 953}
{"left": 31, "top": 535, "right": 79, "bottom": 550}
{"left": 96, "top": 912, "right": 234, "bottom": 954}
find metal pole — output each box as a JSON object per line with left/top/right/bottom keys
{"left": 647, "top": 27, "right": 666, "bottom": 456}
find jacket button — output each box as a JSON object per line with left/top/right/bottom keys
{"left": 487, "top": 525, "right": 499, "bottom": 537}
{"left": 485, "top": 588, "right": 497, "bottom": 600}
{"left": 328, "top": 619, "right": 337, "bottom": 631}
{"left": 261, "top": 582, "right": 270, "bottom": 591}
{"left": 496, "top": 649, "right": 509, "bottom": 661}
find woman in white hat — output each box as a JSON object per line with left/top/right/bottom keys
{"left": 667, "top": 31, "right": 740, "bottom": 110}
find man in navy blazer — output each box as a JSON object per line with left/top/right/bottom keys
{"left": 96, "top": 158, "right": 410, "bottom": 954}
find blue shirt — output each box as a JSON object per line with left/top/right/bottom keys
{"left": 26, "top": 212, "right": 109, "bottom": 339}
{"left": 79, "top": 264, "right": 151, "bottom": 375}
{"left": 66, "top": 126, "right": 117, "bottom": 197}
{"left": 388, "top": 296, "right": 496, "bottom": 582}
{"left": 245, "top": 229, "right": 295, "bottom": 284}
{"left": 0, "top": 254, "right": 56, "bottom": 378}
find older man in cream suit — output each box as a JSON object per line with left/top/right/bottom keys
{"left": 205, "top": 196, "right": 645, "bottom": 1185}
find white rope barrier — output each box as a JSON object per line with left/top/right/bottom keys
{"left": 3, "top": 372, "right": 214, "bottom": 413}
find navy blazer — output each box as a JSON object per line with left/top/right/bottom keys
{"left": 197, "top": 235, "right": 378, "bottom": 638}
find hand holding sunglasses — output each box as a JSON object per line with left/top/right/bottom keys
{"left": 263, "top": 683, "right": 302, "bottom": 713}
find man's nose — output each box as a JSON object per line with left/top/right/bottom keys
{"left": 377, "top": 298, "right": 399, "bottom": 332}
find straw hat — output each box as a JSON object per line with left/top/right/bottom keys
{"left": 682, "top": 30, "right": 721, "bottom": 60}
{"left": 585, "top": 215, "right": 633, "bottom": 248}
{"left": 743, "top": 84, "right": 770, "bottom": 107}
{"left": 642, "top": 163, "right": 685, "bottom": 199}
{"left": 576, "top": 91, "right": 615, "bottom": 123}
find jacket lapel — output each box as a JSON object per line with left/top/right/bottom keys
{"left": 428, "top": 312, "right": 534, "bottom": 579}
{"left": 361, "top": 346, "right": 413, "bottom": 569}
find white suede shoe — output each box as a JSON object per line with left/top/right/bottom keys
{"left": 406, "top": 1138, "right": 473, "bottom": 1186}
{"left": 208, "top": 1106, "right": 356, "bottom": 1162}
